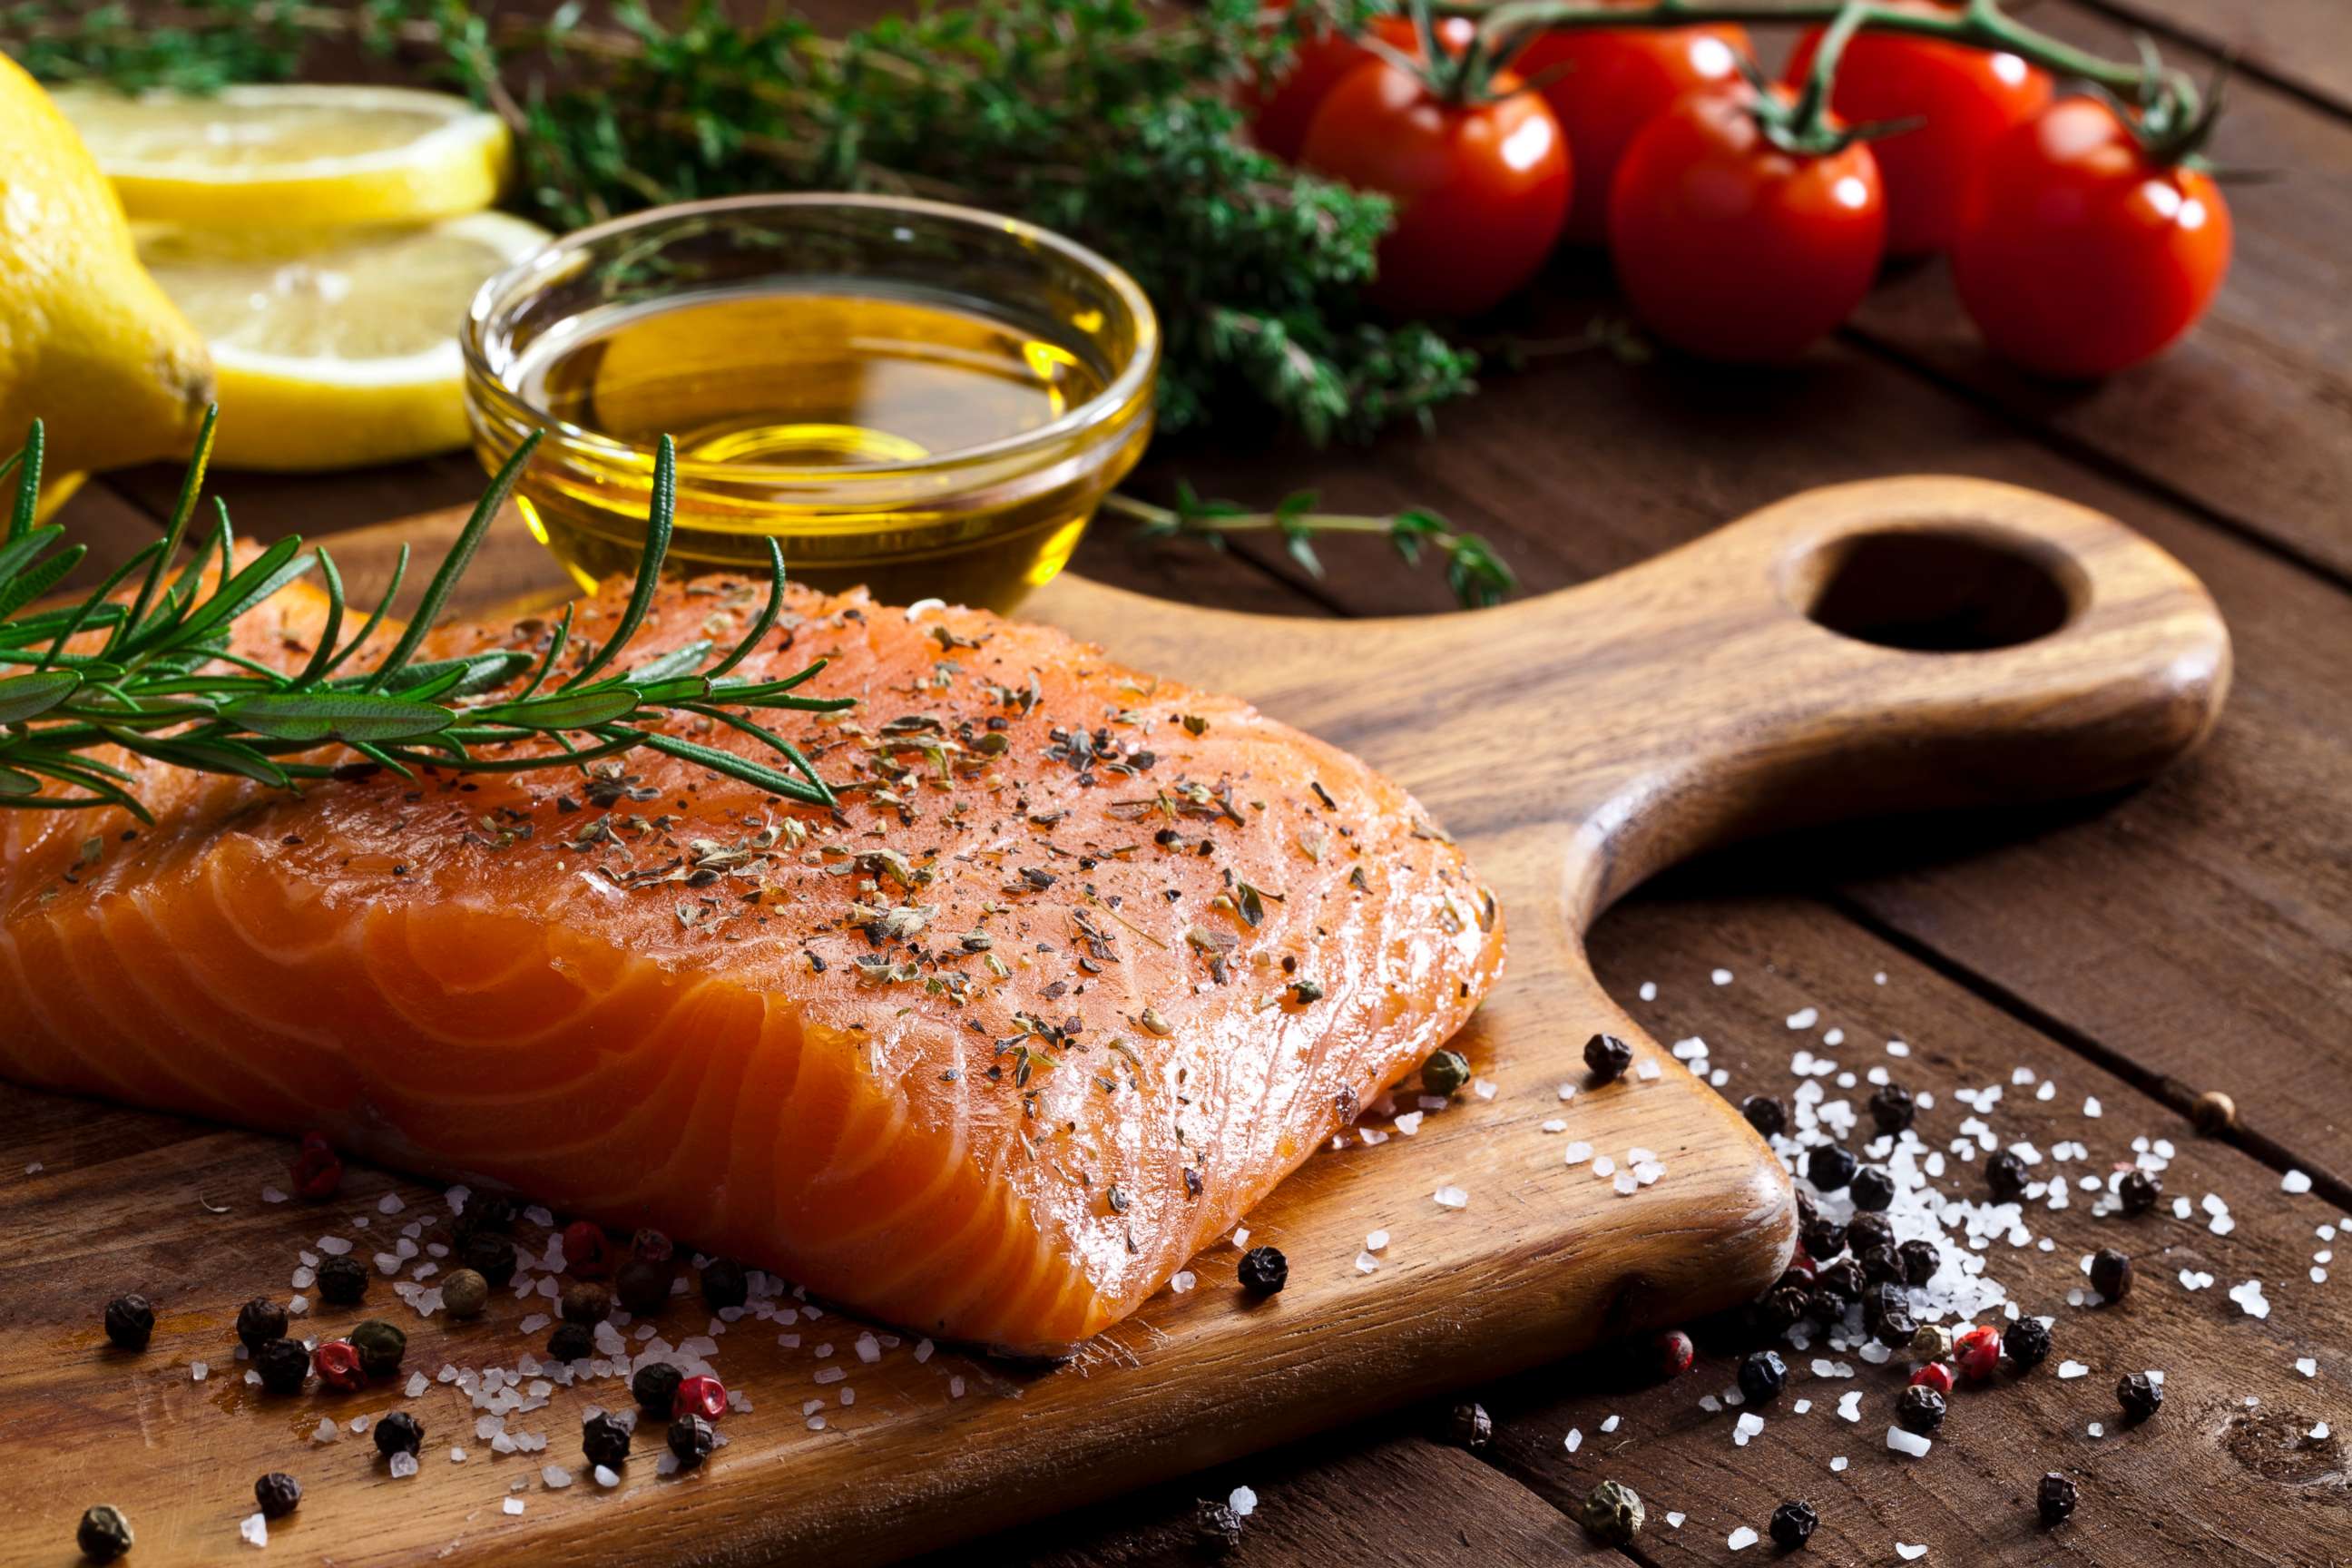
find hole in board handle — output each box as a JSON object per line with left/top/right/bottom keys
{"left": 1782, "top": 525, "right": 2083, "bottom": 652}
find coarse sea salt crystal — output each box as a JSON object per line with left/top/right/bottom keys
{"left": 1711, "top": 969, "right": 1733, "bottom": 986}
{"left": 1666, "top": 1511, "right": 1685, "bottom": 1527}
{"left": 1728, "top": 1525, "right": 1759, "bottom": 1550}
{"left": 1613, "top": 1172, "right": 1640, "bottom": 1196}
{"left": 2230, "top": 1279, "right": 2272, "bottom": 1319}
{"left": 1886, "top": 1426, "right": 1931, "bottom": 1457}
{"left": 542, "top": 1465, "right": 573, "bottom": 1489}
{"left": 1473, "top": 1078, "right": 1498, "bottom": 1101}
{"left": 406, "top": 1371, "right": 427, "bottom": 1397}
{"left": 1230, "top": 1486, "right": 1258, "bottom": 1517}
{"left": 2298, "top": 1357, "right": 2318, "bottom": 1377}
{"left": 2057, "top": 1361, "right": 2089, "bottom": 1380}
{"left": 1563, "top": 1142, "right": 1593, "bottom": 1165}
{"left": 1541, "top": 1119, "right": 1568, "bottom": 1134}
{"left": 1734, "top": 1413, "right": 1764, "bottom": 1446}
{"left": 389, "top": 1451, "right": 419, "bottom": 1479}
{"left": 1788, "top": 1008, "right": 1818, "bottom": 1030}
{"left": 1601, "top": 1415, "right": 1621, "bottom": 1433}
{"left": 2285, "top": 1170, "right": 2315, "bottom": 1194}
{"left": 1354, "top": 1250, "right": 1380, "bottom": 1275}
{"left": 1169, "top": 1271, "right": 1197, "bottom": 1294}
{"left": 949, "top": 1376, "right": 965, "bottom": 1398}
{"left": 1565, "top": 1427, "right": 1583, "bottom": 1453}
{"left": 1393, "top": 1112, "right": 1424, "bottom": 1136}
{"left": 1898, "top": 1545, "right": 1928, "bottom": 1562}
{"left": 503, "top": 1498, "right": 525, "bottom": 1516}
{"left": 191, "top": 1361, "right": 209, "bottom": 1381}
{"left": 1636, "top": 1060, "right": 1661, "bottom": 1081}
{"left": 311, "top": 1418, "right": 339, "bottom": 1444}
{"left": 593, "top": 1465, "right": 621, "bottom": 1488}
{"left": 1366, "top": 1230, "right": 1390, "bottom": 1251}
{"left": 1829, "top": 1456, "right": 1848, "bottom": 1473}
{"left": 1793, "top": 1399, "right": 1812, "bottom": 1415}
{"left": 1592, "top": 1155, "right": 1616, "bottom": 1178}
{"left": 240, "top": 1513, "right": 268, "bottom": 1548}
{"left": 2312, "top": 1424, "right": 2331, "bottom": 1441}
{"left": 1640, "top": 982, "right": 1658, "bottom": 1001}
{"left": 1837, "top": 1391, "right": 1863, "bottom": 1423}
{"left": 1434, "top": 1185, "right": 1469, "bottom": 1210}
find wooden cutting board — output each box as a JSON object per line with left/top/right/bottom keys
{"left": 0, "top": 476, "right": 2229, "bottom": 1565}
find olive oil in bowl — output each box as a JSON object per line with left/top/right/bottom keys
{"left": 465, "top": 195, "right": 1157, "bottom": 611}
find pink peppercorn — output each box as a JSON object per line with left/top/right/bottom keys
{"left": 1954, "top": 1324, "right": 2003, "bottom": 1380}
{"left": 673, "top": 1374, "right": 728, "bottom": 1421}
{"left": 563, "top": 1220, "right": 613, "bottom": 1279}
{"left": 1654, "top": 1329, "right": 1695, "bottom": 1380}
{"left": 1908, "top": 1361, "right": 1955, "bottom": 1395}
{"left": 313, "top": 1338, "right": 365, "bottom": 1392}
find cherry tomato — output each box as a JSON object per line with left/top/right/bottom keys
{"left": 1300, "top": 61, "right": 1572, "bottom": 317}
{"left": 1950, "top": 97, "right": 2230, "bottom": 377}
{"left": 1785, "top": 11, "right": 2051, "bottom": 256}
{"left": 1244, "top": 7, "right": 1475, "bottom": 163}
{"left": 1515, "top": 22, "right": 1750, "bottom": 247}
{"left": 1608, "top": 87, "right": 1885, "bottom": 362}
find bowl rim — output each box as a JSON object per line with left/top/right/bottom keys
{"left": 461, "top": 191, "right": 1160, "bottom": 481}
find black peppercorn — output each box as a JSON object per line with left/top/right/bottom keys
{"left": 255, "top": 1336, "right": 310, "bottom": 1396}
{"left": 699, "top": 1258, "right": 749, "bottom": 1311}
{"left": 1813, "top": 1258, "right": 1866, "bottom": 1306}
{"left": 1741, "top": 1095, "right": 1788, "bottom": 1138}
{"left": 582, "top": 1412, "right": 632, "bottom": 1469}
{"left": 1420, "top": 1047, "right": 1471, "bottom": 1098}
{"left": 1738, "top": 1348, "right": 1788, "bottom": 1405}
{"left": 1985, "top": 1150, "right": 2029, "bottom": 1202}
{"left": 1867, "top": 1082, "right": 1916, "bottom": 1135}
{"left": 234, "top": 1296, "right": 288, "bottom": 1350}
{"left": 632, "top": 1361, "right": 684, "bottom": 1416}
{"left": 1805, "top": 1144, "right": 1857, "bottom": 1192}
{"left": 1584, "top": 1032, "right": 1634, "bottom": 1083}
{"left": 76, "top": 1504, "right": 133, "bottom": 1563}
{"left": 1894, "top": 1384, "right": 1946, "bottom": 1436}
{"left": 2036, "top": 1472, "right": 2077, "bottom": 1526}
{"left": 373, "top": 1410, "right": 424, "bottom": 1458}
{"left": 455, "top": 1193, "right": 517, "bottom": 1237}
{"left": 559, "top": 1283, "right": 612, "bottom": 1326}
{"left": 2116, "top": 1371, "right": 2162, "bottom": 1424}
{"left": 2004, "top": 1316, "right": 2053, "bottom": 1370}
{"left": 1859, "top": 1244, "right": 1904, "bottom": 1285}
{"left": 316, "top": 1253, "right": 368, "bottom": 1306}
{"left": 1238, "top": 1245, "right": 1289, "bottom": 1296}
{"left": 1757, "top": 1283, "right": 1810, "bottom": 1338}
{"left": 2089, "top": 1248, "right": 2132, "bottom": 1301}
{"left": 1793, "top": 1187, "right": 1818, "bottom": 1231}
{"left": 349, "top": 1318, "right": 405, "bottom": 1377}
{"left": 2118, "top": 1169, "right": 2161, "bottom": 1214}
{"left": 1798, "top": 1216, "right": 1847, "bottom": 1261}
{"left": 1769, "top": 1499, "right": 1818, "bottom": 1550}
{"left": 1864, "top": 1283, "right": 1916, "bottom": 1345}
{"left": 667, "top": 1413, "right": 717, "bottom": 1467}
{"left": 1849, "top": 1166, "right": 1896, "bottom": 1213}
{"left": 1897, "top": 1239, "right": 1940, "bottom": 1286}
{"left": 1192, "top": 1498, "right": 1244, "bottom": 1554}
{"left": 1846, "top": 1213, "right": 1896, "bottom": 1256}
{"left": 462, "top": 1230, "right": 517, "bottom": 1288}
{"left": 615, "top": 1257, "right": 671, "bottom": 1317}
{"left": 103, "top": 1293, "right": 154, "bottom": 1351}
{"left": 1447, "top": 1401, "right": 1492, "bottom": 1450}
{"left": 548, "top": 1321, "right": 594, "bottom": 1361}
{"left": 253, "top": 1472, "right": 302, "bottom": 1521}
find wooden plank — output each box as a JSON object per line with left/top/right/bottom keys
{"left": 1463, "top": 890, "right": 2352, "bottom": 1566}
{"left": 2082, "top": 0, "right": 2352, "bottom": 116}
{"left": 1846, "top": 1, "right": 2352, "bottom": 582}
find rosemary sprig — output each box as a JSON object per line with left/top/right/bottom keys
{"left": 1104, "top": 486, "right": 1516, "bottom": 609}
{"left": 0, "top": 416, "right": 852, "bottom": 821}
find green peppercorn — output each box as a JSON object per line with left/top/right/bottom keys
{"left": 1419, "top": 1047, "right": 1471, "bottom": 1098}
{"left": 348, "top": 1318, "right": 406, "bottom": 1378}
{"left": 253, "top": 1473, "right": 301, "bottom": 1521}
{"left": 440, "top": 1267, "right": 488, "bottom": 1320}
{"left": 632, "top": 1362, "right": 684, "bottom": 1416}
{"left": 667, "top": 1413, "right": 717, "bottom": 1467}
{"left": 315, "top": 1254, "right": 368, "bottom": 1306}
{"left": 560, "top": 1283, "right": 612, "bottom": 1326}
{"left": 255, "top": 1337, "right": 310, "bottom": 1396}
{"left": 1911, "top": 1322, "right": 1953, "bottom": 1362}
{"left": 1581, "top": 1479, "right": 1644, "bottom": 1544}
{"left": 76, "top": 1504, "right": 133, "bottom": 1562}
{"left": 234, "top": 1296, "right": 288, "bottom": 1350}
{"left": 103, "top": 1294, "right": 153, "bottom": 1351}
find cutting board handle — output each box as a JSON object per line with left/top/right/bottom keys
{"left": 1529, "top": 475, "right": 2233, "bottom": 917}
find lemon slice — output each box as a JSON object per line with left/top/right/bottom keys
{"left": 51, "top": 84, "right": 510, "bottom": 229}
{"left": 135, "top": 212, "right": 550, "bottom": 471}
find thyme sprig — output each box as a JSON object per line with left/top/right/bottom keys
{"left": 1104, "top": 486, "right": 1516, "bottom": 609}
{"left": 0, "top": 416, "right": 851, "bottom": 821}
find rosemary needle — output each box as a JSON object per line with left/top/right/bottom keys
{"left": 0, "top": 416, "right": 853, "bottom": 821}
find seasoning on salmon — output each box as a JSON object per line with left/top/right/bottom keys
{"left": 0, "top": 571, "right": 1504, "bottom": 1356}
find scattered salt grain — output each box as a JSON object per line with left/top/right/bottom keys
{"left": 2312, "top": 1424, "right": 2331, "bottom": 1441}
{"left": 1734, "top": 1413, "right": 1764, "bottom": 1446}
{"left": 240, "top": 1514, "right": 268, "bottom": 1548}
{"left": 915, "top": 1338, "right": 935, "bottom": 1364}
{"left": 1640, "top": 982, "right": 1658, "bottom": 1001}
{"left": 261, "top": 1187, "right": 287, "bottom": 1204}
{"left": 542, "top": 1465, "right": 573, "bottom": 1490}
{"left": 1229, "top": 1486, "right": 1258, "bottom": 1518}
{"left": 1829, "top": 1456, "right": 1847, "bottom": 1473}
{"left": 1613, "top": 1172, "right": 1640, "bottom": 1196}
{"left": 2284, "top": 1170, "right": 2315, "bottom": 1194}
{"left": 1565, "top": 1427, "right": 1583, "bottom": 1453}
{"left": 1711, "top": 969, "right": 1733, "bottom": 986}
{"left": 2088, "top": 1422, "right": 2105, "bottom": 1438}
{"left": 191, "top": 1361, "right": 209, "bottom": 1382}
{"left": 1393, "top": 1112, "right": 1424, "bottom": 1136}
{"left": 311, "top": 1418, "right": 338, "bottom": 1444}
{"left": 949, "top": 1376, "right": 966, "bottom": 1398}
{"left": 1434, "top": 1185, "right": 1469, "bottom": 1210}
{"left": 1592, "top": 1155, "right": 1616, "bottom": 1178}
{"left": 389, "top": 1451, "right": 418, "bottom": 1479}
{"left": 1727, "top": 1525, "right": 1758, "bottom": 1550}
{"left": 1793, "top": 1399, "right": 1812, "bottom": 1415}
{"left": 1787, "top": 1008, "right": 1818, "bottom": 1030}
{"left": 1837, "top": 1391, "right": 1862, "bottom": 1424}
{"left": 2057, "top": 1361, "right": 2089, "bottom": 1380}
{"left": 450, "top": 1448, "right": 466, "bottom": 1464}
{"left": 593, "top": 1465, "right": 620, "bottom": 1489}
{"left": 1601, "top": 1415, "right": 1621, "bottom": 1433}
{"left": 1635, "top": 1060, "right": 1661, "bottom": 1081}
{"left": 1563, "top": 1142, "right": 1592, "bottom": 1166}
{"left": 1354, "top": 1250, "right": 1380, "bottom": 1275}
{"left": 503, "top": 1498, "right": 524, "bottom": 1516}
{"left": 1169, "top": 1271, "right": 1197, "bottom": 1294}
{"left": 406, "top": 1371, "right": 427, "bottom": 1397}
{"left": 1473, "top": 1078, "right": 1498, "bottom": 1101}
{"left": 1897, "top": 1546, "right": 1927, "bottom": 1562}
{"left": 2297, "top": 1357, "right": 2318, "bottom": 1377}
{"left": 2230, "top": 1279, "right": 2272, "bottom": 1319}
{"left": 1667, "top": 1511, "right": 1685, "bottom": 1527}
{"left": 1886, "top": 1426, "right": 1931, "bottom": 1457}
{"left": 1366, "top": 1230, "right": 1389, "bottom": 1251}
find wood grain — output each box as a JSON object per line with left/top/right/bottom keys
{"left": 0, "top": 473, "right": 2229, "bottom": 1564}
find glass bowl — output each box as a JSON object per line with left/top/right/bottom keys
{"left": 463, "top": 193, "right": 1157, "bottom": 612}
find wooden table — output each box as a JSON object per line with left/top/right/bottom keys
{"left": 34, "top": 0, "right": 2352, "bottom": 1560}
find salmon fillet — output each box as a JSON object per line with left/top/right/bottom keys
{"left": 0, "top": 572, "right": 1503, "bottom": 1356}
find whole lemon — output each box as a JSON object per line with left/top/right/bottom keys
{"left": 0, "top": 56, "right": 213, "bottom": 475}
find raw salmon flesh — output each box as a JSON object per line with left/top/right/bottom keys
{"left": 0, "top": 571, "right": 1504, "bottom": 1356}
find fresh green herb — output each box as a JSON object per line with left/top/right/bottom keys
{"left": 0, "top": 416, "right": 851, "bottom": 820}
{"left": 1105, "top": 486, "right": 1517, "bottom": 609}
